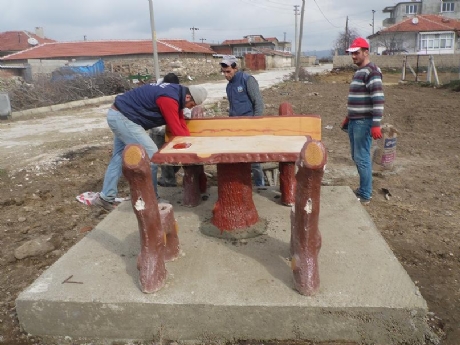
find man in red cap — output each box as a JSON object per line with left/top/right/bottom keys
{"left": 340, "top": 37, "right": 384, "bottom": 205}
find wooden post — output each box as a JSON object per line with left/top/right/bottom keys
{"left": 279, "top": 102, "right": 296, "bottom": 206}
{"left": 290, "top": 137, "right": 327, "bottom": 296}
{"left": 159, "top": 203, "right": 180, "bottom": 261}
{"left": 122, "top": 144, "right": 166, "bottom": 294}
{"left": 401, "top": 55, "right": 406, "bottom": 81}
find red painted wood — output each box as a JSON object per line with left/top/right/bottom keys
{"left": 159, "top": 203, "right": 180, "bottom": 261}
{"left": 212, "top": 163, "right": 259, "bottom": 231}
{"left": 182, "top": 165, "right": 202, "bottom": 207}
{"left": 279, "top": 102, "right": 296, "bottom": 205}
{"left": 290, "top": 138, "right": 327, "bottom": 296}
{"left": 122, "top": 144, "right": 166, "bottom": 293}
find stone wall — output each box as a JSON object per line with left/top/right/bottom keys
{"left": 103, "top": 53, "right": 220, "bottom": 80}
{"left": 333, "top": 54, "right": 460, "bottom": 70}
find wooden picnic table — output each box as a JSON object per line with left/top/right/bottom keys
{"left": 152, "top": 134, "right": 313, "bottom": 238}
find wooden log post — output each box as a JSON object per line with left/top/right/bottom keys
{"left": 211, "top": 163, "right": 259, "bottom": 231}
{"left": 159, "top": 203, "right": 180, "bottom": 261}
{"left": 290, "top": 137, "right": 327, "bottom": 296}
{"left": 278, "top": 102, "right": 296, "bottom": 206}
{"left": 122, "top": 144, "right": 166, "bottom": 294}
{"left": 182, "top": 105, "right": 207, "bottom": 207}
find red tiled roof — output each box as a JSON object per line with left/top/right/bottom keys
{"left": 221, "top": 35, "right": 277, "bottom": 45}
{"left": 0, "top": 39, "right": 215, "bottom": 61}
{"left": 379, "top": 15, "right": 460, "bottom": 33}
{"left": 0, "top": 31, "right": 56, "bottom": 52}
{"left": 254, "top": 48, "right": 292, "bottom": 57}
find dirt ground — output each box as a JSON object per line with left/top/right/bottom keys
{"left": 1, "top": 69, "right": 459, "bottom": 345}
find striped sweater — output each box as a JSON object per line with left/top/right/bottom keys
{"left": 347, "top": 62, "right": 384, "bottom": 128}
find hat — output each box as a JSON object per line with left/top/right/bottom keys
{"left": 346, "top": 37, "right": 369, "bottom": 52}
{"left": 188, "top": 85, "right": 208, "bottom": 105}
{"left": 220, "top": 55, "right": 238, "bottom": 67}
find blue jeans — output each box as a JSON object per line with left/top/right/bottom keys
{"left": 252, "top": 163, "right": 265, "bottom": 187}
{"left": 100, "top": 108, "right": 159, "bottom": 202}
{"left": 348, "top": 118, "right": 373, "bottom": 200}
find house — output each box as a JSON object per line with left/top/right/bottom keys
{"left": 369, "top": 14, "right": 460, "bottom": 54}
{"left": 210, "top": 35, "right": 292, "bottom": 57}
{"left": 382, "top": 0, "right": 460, "bottom": 27}
{"left": 0, "top": 39, "right": 216, "bottom": 81}
{"left": 0, "top": 27, "right": 56, "bottom": 57}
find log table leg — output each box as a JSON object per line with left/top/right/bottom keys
{"left": 290, "top": 137, "right": 327, "bottom": 296}
{"left": 201, "top": 163, "right": 267, "bottom": 239}
{"left": 279, "top": 102, "right": 296, "bottom": 206}
{"left": 122, "top": 144, "right": 167, "bottom": 294}
{"left": 279, "top": 162, "right": 296, "bottom": 206}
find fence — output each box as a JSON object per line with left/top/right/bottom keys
{"left": 333, "top": 54, "right": 460, "bottom": 84}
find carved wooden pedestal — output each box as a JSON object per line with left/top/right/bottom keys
{"left": 290, "top": 137, "right": 327, "bottom": 296}
{"left": 122, "top": 144, "right": 167, "bottom": 293}
{"left": 199, "top": 163, "right": 266, "bottom": 239}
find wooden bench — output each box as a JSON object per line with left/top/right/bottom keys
{"left": 152, "top": 102, "right": 322, "bottom": 237}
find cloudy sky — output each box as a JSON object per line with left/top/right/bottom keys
{"left": 1, "top": 0, "right": 390, "bottom": 52}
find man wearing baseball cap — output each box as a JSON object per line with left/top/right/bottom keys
{"left": 340, "top": 37, "right": 384, "bottom": 205}
{"left": 93, "top": 81, "right": 207, "bottom": 211}
{"left": 220, "top": 55, "right": 265, "bottom": 187}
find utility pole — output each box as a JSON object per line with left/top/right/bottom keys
{"left": 372, "top": 10, "right": 375, "bottom": 35}
{"left": 345, "top": 16, "right": 349, "bottom": 54}
{"left": 190, "top": 27, "right": 199, "bottom": 42}
{"left": 294, "top": 0, "right": 305, "bottom": 81}
{"left": 294, "top": 5, "right": 300, "bottom": 66}
{"left": 199, "top": 38, "right": 206, "bottom": 43}
{"left": 148, "top": 0, "right": 160, "bottom": 82}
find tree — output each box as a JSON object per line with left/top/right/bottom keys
{"left": 333, "top": 28, "right": 360, "bottom": 55}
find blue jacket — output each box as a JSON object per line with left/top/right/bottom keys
{"left": 114, "top": 83, "right": 185, "bottom": 129}
{"left": 227, "top": 71, "right": 254, "bottom": 116}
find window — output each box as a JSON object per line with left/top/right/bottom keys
{"left": 406, "top": 4, "right": 418, "bottom": 14}
{"left": 441, "top": 2, "right": 455, "bottom": 12}
{"left": 419, "top": 33, "right": 454, "bottom": 52}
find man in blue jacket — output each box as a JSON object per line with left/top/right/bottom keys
{"left": 93, "top": 82, "right": 207, "bottom": 211}
{"left": 220, "top": 55, "right": 265, "bottom": 187}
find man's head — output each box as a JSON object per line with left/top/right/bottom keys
{"left": 346, "top": 37, "right": 370, "bottom": 67}
{"left": 185, "top": 85, "right": 208, "bottom": 109}
{"left": 163, "top": 72, "right": 180, "bottom": 84}
{"left": 220, "top": 55, "right": 238, "bottom": 81}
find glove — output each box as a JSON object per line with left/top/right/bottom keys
{"left": 371, "top": 127, "right": 382, "bottom": 140}
{"left": 340, "top": 117, "right": 349, "bottom": 132}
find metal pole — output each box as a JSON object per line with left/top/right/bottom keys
{"left": 148, "top": 0, "right": 160, "bottom": 82}
{"left": 372, "top": 10, "right": 375, "bottom": 35}
{"left": 294, "top": 5, "right": 299, "bottom": 66}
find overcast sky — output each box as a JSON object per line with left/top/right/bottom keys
{"left": 1, "top": 0, "right": 390, "bottom": 52}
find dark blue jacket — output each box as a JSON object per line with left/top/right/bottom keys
{"left": 114, "top": 83, "right": 185, "bottom": 129}
{"left": 227, "top": 71, "right": 254, "bottom": 116}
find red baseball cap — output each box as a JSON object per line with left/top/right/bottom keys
{"left": 346, "top": 37, "right": 369, "bottom": 52}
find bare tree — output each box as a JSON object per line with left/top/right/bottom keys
{"left": 333, "top": 28, "right": 360, "bottom": 55}
{"left": 374, "top": 33, "right": 407, "bottom": 55}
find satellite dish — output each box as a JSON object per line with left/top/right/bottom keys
{"left": 411, "top": 17, "right": 419, "bottom": 24}
{"left": 27, "top": 37, "right": 39, "bottom": 45}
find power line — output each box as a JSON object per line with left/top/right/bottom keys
{"left": 312, "top": 0, "right": 341, "bottom": 28}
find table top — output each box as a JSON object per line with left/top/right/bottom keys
{"left": 152, "top": 135, "right": 310, "bottom": 165}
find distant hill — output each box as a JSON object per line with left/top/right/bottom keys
{"left": 304, "top": 50, "right": 332, "bottom": 59}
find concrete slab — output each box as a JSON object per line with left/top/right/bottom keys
{"left": 16, "top": 186, "right": 428, "bottom": 344}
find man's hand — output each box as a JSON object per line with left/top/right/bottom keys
{"left": 371, "top": 127, "right": 382, "bottom": 140}
{"left": 340, "top": 117, "right": 349, "bottom": 132}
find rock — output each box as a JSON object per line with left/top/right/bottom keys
{"left": 14, "top": 234, "right": 62, "bottom": 260}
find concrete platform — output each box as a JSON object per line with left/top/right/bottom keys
{"left": 16, "top": 186, "right": 428, "bottom": 344}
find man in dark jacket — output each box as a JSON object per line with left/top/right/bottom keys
{"left": 220, "top": 55, "right": 265, "bottom": 187}
{"left": 93, "top": 82, "right": 207, "bottom": 211}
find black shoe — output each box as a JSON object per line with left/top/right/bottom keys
{"left": 158, "top": 180, "right": 177, "bottom": 187}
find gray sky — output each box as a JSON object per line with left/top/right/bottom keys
{"left": 1, "top": 0, "right": 389, "bottom": 52}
